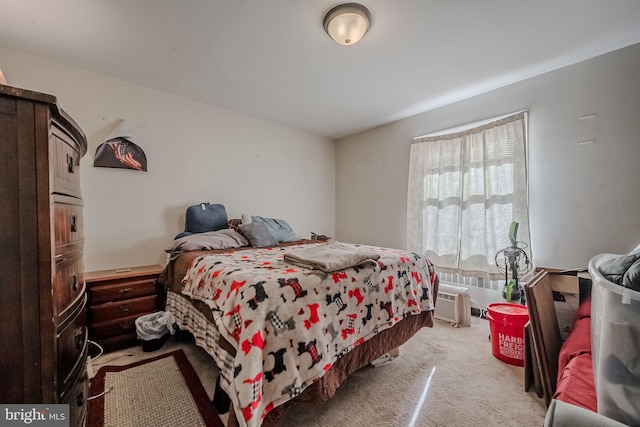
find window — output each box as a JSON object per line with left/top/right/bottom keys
{"left": 407, "top": 111, "right": 531, "bottom": 278}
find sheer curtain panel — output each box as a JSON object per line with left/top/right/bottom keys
{"left": 407, "top": 112, "right": 530, "bottom": 278}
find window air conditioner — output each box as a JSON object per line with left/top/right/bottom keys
{"left": 435, "top": 283, "right": 471, "bottom": 327}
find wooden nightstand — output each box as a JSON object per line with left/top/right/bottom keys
{"left": 86, "top": 264, "right": 164, "bottom": 352}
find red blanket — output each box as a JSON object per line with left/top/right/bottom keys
{"left": 553, "top": 297, "right": 597, "bottom": 412}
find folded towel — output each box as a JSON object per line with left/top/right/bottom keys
{"left": 284, "top": 241, "right": 380, "bottom": 273}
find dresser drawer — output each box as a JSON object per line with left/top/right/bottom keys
{"left": 53, "top": 251, "right": 85, "bottom": 323}
{"left": 57, "top": 300, "right": 87, "bottom": 397}
{"left": 53, "top": 195, "right": 84, "bottom": 259}
{"left": 90, "top": 294, "right": 158, "bottom": 324}
{"left": 61, "top": 367, "right": 88, "bottom": 427}
{"left": 51, "top": 124, "right": 82, "bottom": 198}
{"left": 89, "top": 277, "right": 158, "bottom": 305}
{"left": 93, "top": 333, "right": 139, "bottom": 352}
{"left": 90, "top": 313, "right": 146, "bottom": 341}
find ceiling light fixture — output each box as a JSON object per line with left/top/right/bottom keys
{"left": 323, "top": 3, "right": 372, "bottom": 46}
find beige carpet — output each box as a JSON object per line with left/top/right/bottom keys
{"left": 280, "top": 317, "right": 547, "bottom": 427}
{"left": 92, "top": 316, "right": 547, "bottom": 427}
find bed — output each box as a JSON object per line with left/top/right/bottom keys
{"left": 158, "top": 234, "right": 438, "bottom": 427}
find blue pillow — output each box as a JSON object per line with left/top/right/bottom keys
{"left": 250, "top": 215, "right": 298, "bottom": 242}
{"left": 238, "top": 222, "right": 279, "bottom": 247}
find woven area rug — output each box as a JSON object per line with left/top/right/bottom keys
{"left": 87, "top": 349, "right": 223, "bottom": 427}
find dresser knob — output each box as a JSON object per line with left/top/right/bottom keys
{"left": 70, "top": 273, "right": 78, "bottom": 290}
{"left": 118, "top": 287, "right": 133, "bottom": 294}
{"left": 119, "top": 304, "right": 131, "bottom": 312}
{"left": 70, "top": 215, "right": 78, "bottom": 232}
{"left": 76, "top": 390, "right": 84, "bottom": 407}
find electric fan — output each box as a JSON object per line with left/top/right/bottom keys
{"left": 495, "top": 221, "right": 532, "bottom": 304}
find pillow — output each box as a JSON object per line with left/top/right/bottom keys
{"left": 177, "top": 203, "right": 228, "bottom": 239}
{"left": 238, "top": 222, "right": 279, "bottom": 248}
{"left": 167, "top": 229, "right": 249, "bottom": 260}
{"left": 244, "top": 214, "right": 299, "bottom": 242}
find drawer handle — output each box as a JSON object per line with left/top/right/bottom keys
{"left": 70, "top": 215, "right": 78, "bottom": 232}
{"left": 70, "top": 273, "right": 79, "bottom": 291}
{"left": 77, "top": 390, "right": 84, "bottom": 407}
{"left": 119, "top": 287, "right": 133, "bottom": 294}
{"left": 75, "top": 327, "right": 84, "bottom": 349}
{"left": 119, "top": 303, "right": 132, "bottom": 312}
{"left": 67, "top": 154, "right": 75, "bottom": 173}
{"left": 120, "top": 321, "right": 133, "bottom": 330}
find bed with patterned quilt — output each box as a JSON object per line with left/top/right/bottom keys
{"left": 158, "top": 232, "right": 438, "bottom": 427}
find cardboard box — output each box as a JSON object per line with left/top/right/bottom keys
{"left": 534, "top": 267, "right": 591, "bottom": 295}
{"left": 533, "top": 268, "right": 592, "bottom": 339}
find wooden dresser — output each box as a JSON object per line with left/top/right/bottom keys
{"left": 0, "top": 85, "right": 88, "bottom": 427}
{"left": 86, "top": 265, "right": 164, "bottom": 352}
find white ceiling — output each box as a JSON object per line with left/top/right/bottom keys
{"left": 2, "top": 1, "right": 640, "bottom": 139}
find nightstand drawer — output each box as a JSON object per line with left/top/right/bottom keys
{"left": 89, "top": 278, "right": 157, "bottom": 305}
{"left": 90, "top": 313, "right": 142, "bottom": 341}
{"left": 93, "top": 333, "right": 139, "bottom": 352}
{"left": 90, "top": 294, "right": 158, "bottom": 323}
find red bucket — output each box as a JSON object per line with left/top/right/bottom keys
{"left": 486, "top": 303, "right": 529, "bottom": 366}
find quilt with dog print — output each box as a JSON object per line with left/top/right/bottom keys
{"left": 182, "top": 241, "right": 436, "bottom": 427}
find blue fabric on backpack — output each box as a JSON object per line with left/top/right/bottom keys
{"left": 175, "top": 203, "right": 228, "bottom": 239}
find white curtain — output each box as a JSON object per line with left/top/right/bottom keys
{"left": 407, "top": 112, "right": 531, "bottom": 278}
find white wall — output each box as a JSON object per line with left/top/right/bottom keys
{"left": 3, "top": 42, "right": 639, "bottom": 287}
{"left": 0, "top": 47, "right": 336, "bottom": 272}
{"left": 336, "top": 43, "right": 640, "bottom": 274}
